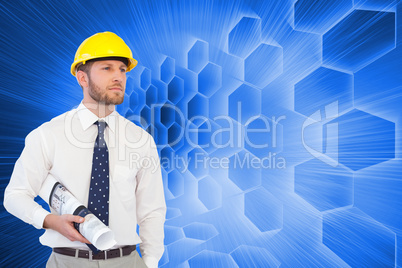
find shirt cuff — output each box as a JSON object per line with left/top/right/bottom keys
{"left": 143, "top": 256, "right": 159, "bottom": 268}
{"left": 32, "top": 207, "right": 51, "bottom": 229}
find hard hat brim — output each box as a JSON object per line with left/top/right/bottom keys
{"left": 71, "top": 56, "right": 138, "bottom": 76}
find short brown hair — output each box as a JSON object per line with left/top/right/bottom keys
{"left": 76, "top": 56, "right": 129, "bottom": 75}
{"left": 76, "top": 61, "right": 95, "bottom": 75}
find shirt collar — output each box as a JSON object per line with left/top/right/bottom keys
{"left": 76, "top": 102, "right": 118, "bottom": 133}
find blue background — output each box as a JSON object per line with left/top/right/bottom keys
{"left": 1, "top": 0, "right": 401, "bottom": 267}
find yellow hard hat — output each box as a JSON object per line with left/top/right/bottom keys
{"left": 71, "top": 31, "right": 138, "bottom": 76}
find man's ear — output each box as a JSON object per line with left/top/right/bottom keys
{"left": 76, "top": 70, "right": 89, "bottom": 88}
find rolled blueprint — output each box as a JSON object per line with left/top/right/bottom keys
{"left": 39, "top": 175, "right": 116, "bottom": 250}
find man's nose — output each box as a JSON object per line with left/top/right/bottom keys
{"left": 113, "top": 70, "right": 125, "bottom": 82}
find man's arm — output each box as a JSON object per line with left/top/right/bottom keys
{"left": 136, "top": 138, "right": 167, "bottom": 268}
{"left": 4, "top": 128, "right": 53, "bottom": 228}
{"left": 4, "top": 127, "right": 89, "bottom": 244}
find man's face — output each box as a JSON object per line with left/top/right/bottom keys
{"left": 87, "top": 60, "right": 127, "bottom": 105}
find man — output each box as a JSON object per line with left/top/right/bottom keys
{"left": 4, "top": 32, "right": 166, "bottom": 268}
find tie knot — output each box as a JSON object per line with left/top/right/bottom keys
{"left": 96, "top": 121, "right": 107, "bottom": 134}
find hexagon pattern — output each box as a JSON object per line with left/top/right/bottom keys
{"left": 295, "top": 159, "right": 353, "bottom": 212}
{"left": 244, "top": 43, "right": 283, "bottom": 88}
{"left": 229, "top": 17, "right": 261, "bottom": 58}
{"left": 198, "top": 63, "right": 222, "bottom": 97}
{"left": 188, "top": 250, "right": 237, "bottom": 267}
{"left": 355, "top": 0, "right": 398, "bottom": 10}
{"left": 161, "top": 57, "right": 175, "bottom": 83}
{"left": 183, "top": 222, "right": 219, "bottom": 241}
{"left": 167, "top": 167, "right": 184, "bottom": 198}
{"left": 323, "top": 208, "right": 396, "bottom": 267}
{"left": 164, "top": 225, "right": 185, "bottom": 245}
{"left": 198, "top": 176, "right": 222, "bottom": 210}
{"left": 328, "top": 109, "right": 395, "bottom": 171}
{"left": 231, "top": 246, "right": 280, "bottom": 267}
{"left": 197, "top": 119, "right": 221, "bottom": 154}
{"left": 168, "top": 76, "right": 184, "bottom": 104}
{"left": 2, "top": 1, "right": 400, "bottom": 268}
{"left": 244, "top": 115, "right": 283, "bottom": 158}
{"left": 141, "top": 68, "right": 151, "bottom": 89}
{"left": 295, "top": 67, "right": 353, "bottom": 117}
{"left": 354, "top": 45, "right": 402, "bottom": 121}
{"left": 188, "top": 93, "right": 209, "bottom": 124}
{"left": 228, "top": 150, "right": 261, "bottom": 191}
{"left": 323, "top": 9, "right": 396, "bottom": 72}
{"left": 188, "top": 40, "right": 208, "bottom": 73}
{"left": 244, "top": 187, "right": 283, "bottom": 232}
{"left": 354, "top": 159, "right": 402, "bottom": 230}
{"left": 294, "top": 0, "right": 353, "bottom": 34}
{"left": 228, "top": 84, "right": 261, "bottom": 124}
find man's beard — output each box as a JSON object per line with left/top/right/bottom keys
{"left": 88, "top": 78, "right": 124, "bottom": 105}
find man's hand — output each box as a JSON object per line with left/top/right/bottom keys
{"left": 43, "top": 214, "right": 91, "bottom": 244}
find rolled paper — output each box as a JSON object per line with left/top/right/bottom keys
{"left": 39, "top": 175, "right": 116, "bottom": 250}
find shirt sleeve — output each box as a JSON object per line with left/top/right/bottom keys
{"left": 4, "top": 127, "right": 52, "bottom": 229}
{"left": 135, "top": 136, "right": 166, "bottom": 268}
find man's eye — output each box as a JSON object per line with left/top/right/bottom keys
{"left": 121, "top": 68, "right": 127, "bottom": 72}
{"left": 104, "top": 67, "right": 110, "bottom": 70}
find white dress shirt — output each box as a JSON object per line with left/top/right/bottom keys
{"left": 4, "top": 103, "right": 166, "bottom": 268}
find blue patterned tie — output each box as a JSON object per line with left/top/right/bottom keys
{"left": 88, "top": 121, "right": 110, "bottom": 226}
